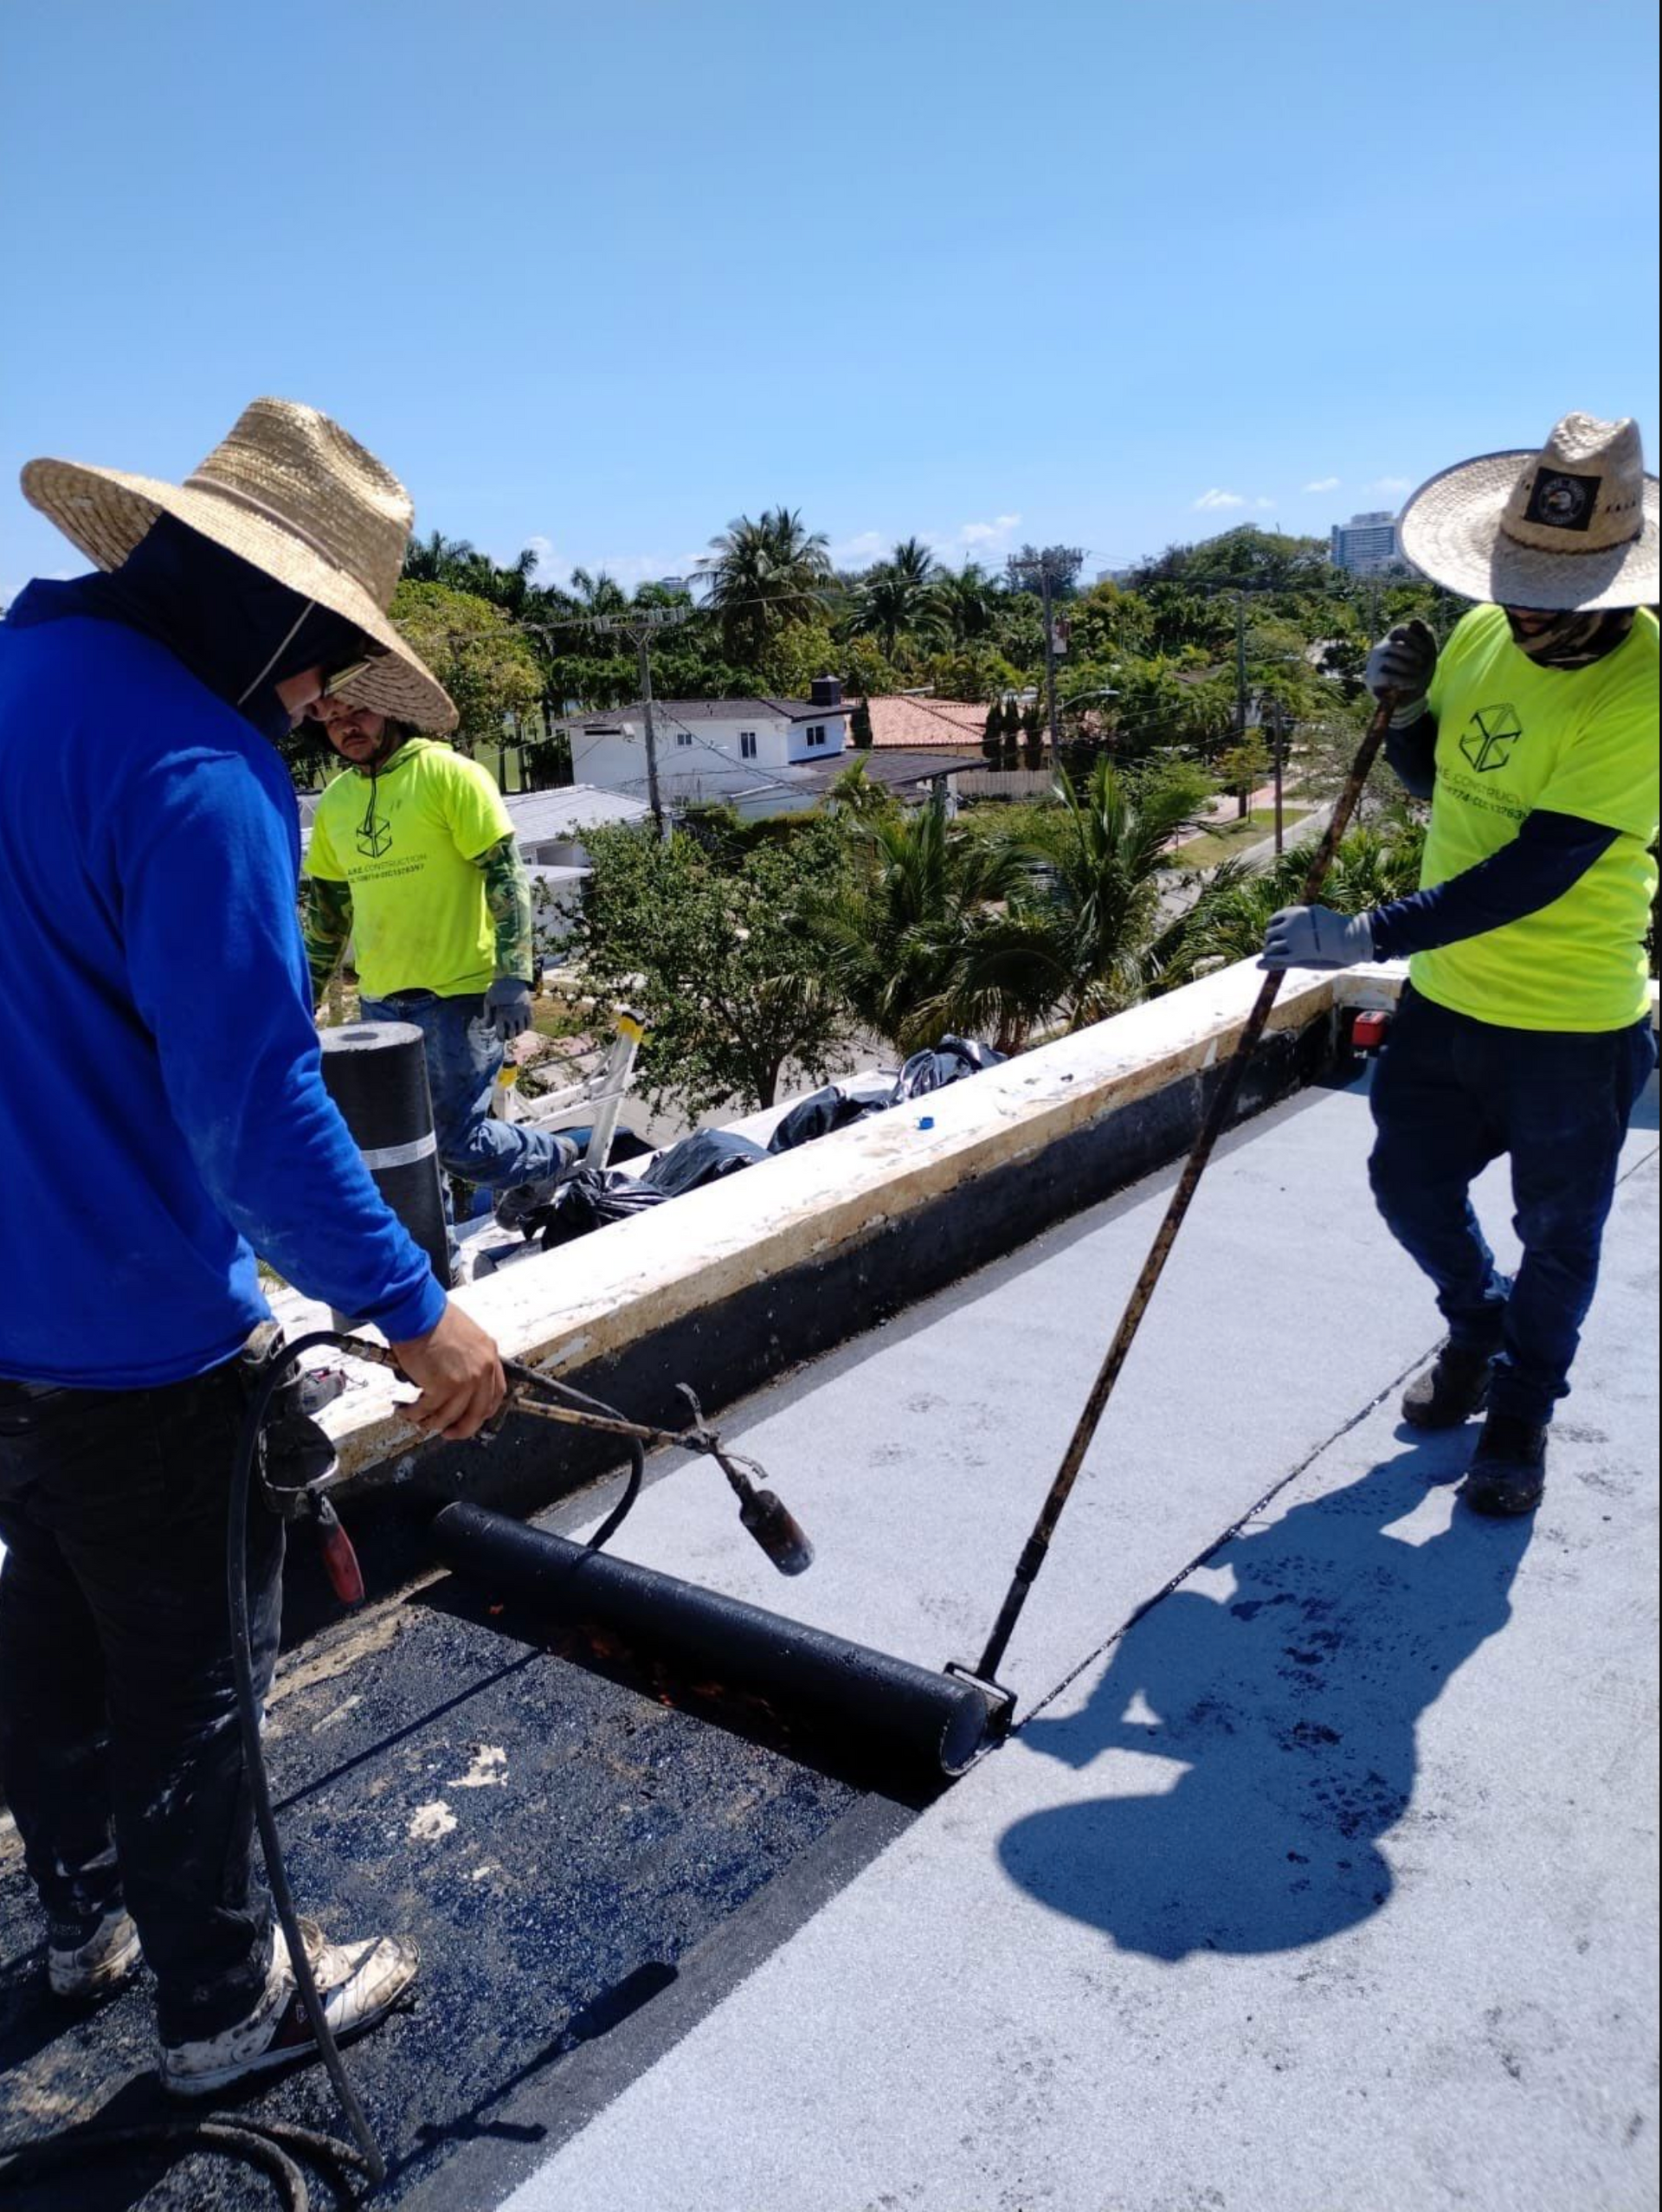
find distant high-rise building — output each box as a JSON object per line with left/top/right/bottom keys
{"left": 1330, "top": 511, "right": 1407, "bottom": 576}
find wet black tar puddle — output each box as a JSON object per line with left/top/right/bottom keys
{"left": 0, "top": 1572, "right": 923, "bottom": 2210}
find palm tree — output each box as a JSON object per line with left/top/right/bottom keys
{"left": 403, "top": 529, "right": 480, "bottom": 584}
{"left": 815, "top": 796, "right": 1047, "bottom": 1054}
{"left": 403, "top": 532, "right": 544, "bottom": 617}
{"left": 481, "top": 545, "right": 542, "bottom": 616}
{"left": 1011, "top": 758, "right": 1206, "bottom": 1028}
{"left": 931, "top": 562, "right": 997, "bottom": 645}
{"left": 847, "top": 538, "right": 945, "bottom": 660}
{"left": 889, "top": 537, "right": 937, "bottom": 590}
{"left": 849, "top": 566, "right": 920, "bottom": 659}
{"left": 824, "top": 758, "right": 899, "bottom": 822}
{"left": 697, "top": 506, "right": 831, "bottom": 666}
{"left": 569, "top": 565, "right": 628, "bottom": 616}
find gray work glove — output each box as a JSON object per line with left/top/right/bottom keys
{"left": 485, "top": 977, "right": 534, "bottom": 1042}
{"left": 1261, "top": 905, "right": 1375, "bottom": 971}
{"left": 1363, "top": 618, "right": 1437, "bottom": 726}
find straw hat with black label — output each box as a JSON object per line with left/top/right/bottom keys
{"left": 1399, "top": 411, "right": 1658, "bottom": 613}
{"left": 20, "top": 397, "right": 457, "bottom": 731}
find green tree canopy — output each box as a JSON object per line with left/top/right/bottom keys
{"left": 389, "top": 581, "right": 544, "bottom": 753}
{"left": 697, "top": 507, "right": 832, "bottom": 667}
{"left": 576, "top": 819, "right": 853, "bottom": 1115}
{"left": 813, "top": 796, "right": 1041, "bottom": 1054}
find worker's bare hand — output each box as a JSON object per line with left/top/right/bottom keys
{"left": 390, "top": 1301, "right": 506, "bottom": 1440}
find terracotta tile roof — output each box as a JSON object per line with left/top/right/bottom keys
{"left": 862, "top": 695, "right": 992, "bottom": 749}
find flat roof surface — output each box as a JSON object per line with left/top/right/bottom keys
{"left": 501, "top": 784, "right": 653, "bottom": 840}
{"left": 501, "top": 1066, "right": 1659, "bottom": 2212}
{"left": 3, "top": 1063, "right": 1654, "bottom": 2212}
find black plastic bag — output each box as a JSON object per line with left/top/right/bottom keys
{"left": 642, "top": 1128, "right": 770, "bottom": 1197}
{"left": 768, "top": 1084, "right": 883, "bottom": 1153}
{"left": 536, "top": 1167, "right": 667, "bottom": 1248}
{"left": 892, "top": 1035, "right": 1005, "bottom": 1100}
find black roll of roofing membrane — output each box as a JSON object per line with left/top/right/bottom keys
{"left": 432, "top": 1499, "right": 1000, "bottom": 1779}
{"left": 319, "top": 1021, "right": 450, "bottom": 1299}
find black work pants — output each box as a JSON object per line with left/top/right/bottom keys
{"left": 0, "top": 1348, "right": 283, "bottom": 2045}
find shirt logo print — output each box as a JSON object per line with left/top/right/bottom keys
{"left": 1459, "top": 705, "right": 1523, "bottom": 776}
{"left": 356, "top": 808, "right": 392, "bottom": 859}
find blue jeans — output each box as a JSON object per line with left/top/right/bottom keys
{"left": 1369, "top": 987, "right": 1657, "bottom": 1426}
{"left": 361, "top": 990, "right": 571, "bottom": 1195}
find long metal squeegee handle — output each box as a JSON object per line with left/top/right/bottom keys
{"left": 970, "top": 694, "right": 1397, "bottom": 1686}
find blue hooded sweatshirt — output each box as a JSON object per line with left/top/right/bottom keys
{"left": 0, "top": 520, "right": 448, "bottom": 1386}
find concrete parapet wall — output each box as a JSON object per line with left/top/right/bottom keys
{"left": 322, "top": 958, "right": 1416, "bottom": 1488}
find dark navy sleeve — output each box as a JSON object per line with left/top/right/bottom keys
{"left": 1383, "top": 709, "right": 1438, "bottom": 800}
{"left": 1369, "top": 810, "right": 1620, "bottom": 961}
{"left": 118, "top": 742, "right": 448, "bottom": 1343}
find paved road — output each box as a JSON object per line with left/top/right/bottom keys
{"left": 1156, "top": 798, "right": 1337, "bottom": 928}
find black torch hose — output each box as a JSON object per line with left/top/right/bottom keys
{"left": 223, "top": 1332, "right": 651, "bottom": 2183}
{"left": 229, "top": 1331, "right": 389, "bottom": 2185}
{"left": 1, "top": 1331, "right": 656, "bottom": 2202}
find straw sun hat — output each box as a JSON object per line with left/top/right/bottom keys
{"left": 21, "top": 397, "right": 457, "bottom": 731}
{"left": 1400, "top": 411, "right": 1658, "bottom": 613}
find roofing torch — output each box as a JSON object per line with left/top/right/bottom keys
{"left": 493, "top": 1360, "right": 815, "bottom": 1575}
{"left": 275, "top": 1333, "right": 814, "bottom": 1583}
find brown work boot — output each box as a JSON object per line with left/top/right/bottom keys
{"left": 1401, "top": 1342, "right": 1496, "bottom": 1430}
{"left": 159, "top": 1918, "right": 419, "bottom": 2098}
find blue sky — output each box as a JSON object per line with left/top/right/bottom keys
{"left": 3, "top": 0, "right": 1658, "bottom": 601}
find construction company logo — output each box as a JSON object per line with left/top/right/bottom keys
{"left": 1458, "top": 705, "right": 1523, "bottom": 776}
{"left": 356, "top": 805, "right": 392, "bottom": 860}
{"left": 1524, "top": 468, "right": 1600, "bottom": 533}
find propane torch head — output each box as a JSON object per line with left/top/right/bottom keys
{"left": 738, "top": 1488, "right": 815, "bottom": 1576}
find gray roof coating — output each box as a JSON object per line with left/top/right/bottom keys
{"left": 498, "top": 1069, "right": 1659, "bottom": 2212}
{"left": 2, "top": 1061, "right": 1652, "bottom": 2210}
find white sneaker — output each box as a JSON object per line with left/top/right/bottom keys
{"left": 48, "top": 1907, "right": 142, "bottom": 2000}
{"left": 159, "top": 1917, "right": 419, "bottom": 2098}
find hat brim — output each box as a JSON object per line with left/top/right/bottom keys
{"left": 1400, "top": 448, "right": 1659, "bottom": 612}
{"left": 20, "top": 457, "right": 459, "bottom": 732}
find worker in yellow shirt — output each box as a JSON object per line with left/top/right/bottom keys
{"left": 1263, "top": 413, "right": 1659, "bottom": 1516}
{"left": 302, "top": 694, "right": 573, "bottom": 1229}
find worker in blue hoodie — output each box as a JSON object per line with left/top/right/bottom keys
{"left": 0, "top": 402, "right": 506, "bottom": 2097}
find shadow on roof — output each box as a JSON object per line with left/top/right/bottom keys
{"left": 1003, "top": 1437, "right": 1534, "bottom": 1959}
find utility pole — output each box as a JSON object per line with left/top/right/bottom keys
{"left": 1008, "top": 547, "right": 1085, "bottom": 760}
{"left": 593, "top": 601, "right": 689, "bottom": 842}
{"left": 1234, "top": 591, "right": 1250, "bottom": 746}
{"left": 1266, "top": 694, "right": 1287, "bottom": 855}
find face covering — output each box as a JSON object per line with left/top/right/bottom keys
{"left": 1504, "top": 605, "right": 1637, "bottom": 668}
{"left": 4, "top": 513, "right": 369, "bottom": 742}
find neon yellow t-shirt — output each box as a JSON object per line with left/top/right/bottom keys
{"left": 1412, "top": 605, "right": 1659, "bottom": 1032}
{"left": 306, "top": 740, "right": 514, "bottom": 1000}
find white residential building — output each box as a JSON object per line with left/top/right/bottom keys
{"left": 563, "top": 680, "right": 850, "bottom": 814}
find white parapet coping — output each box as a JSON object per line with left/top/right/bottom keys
{"left": 319, "top": 956, "right": 1420, "bottom": 1477}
